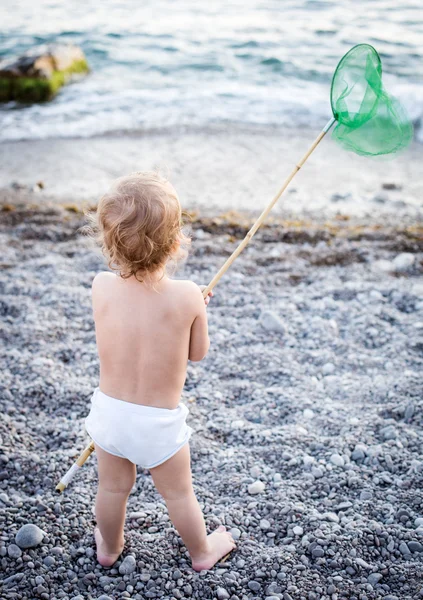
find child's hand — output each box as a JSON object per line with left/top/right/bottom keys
{"left": 198, "top": 285, "right": 214, "bottom": 307}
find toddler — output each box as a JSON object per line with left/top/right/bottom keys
{"left": 84, "top": 172, "right": 236, "bottom": 571}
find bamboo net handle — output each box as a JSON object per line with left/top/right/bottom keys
{"left": 202, "top": 117, "right": 336, "bottom": 299}
{"left": 55, "top": 440, "right": 95, "bottom": 493}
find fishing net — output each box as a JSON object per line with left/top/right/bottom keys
{"left": 330, "top": 44, "right": 413, "bottom": 156}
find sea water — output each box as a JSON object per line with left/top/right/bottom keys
{"left": 0, "top": 0, "right": 422, "bottom": 143}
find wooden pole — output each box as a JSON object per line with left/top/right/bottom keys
{"left": 55, "top": 441, "right": 96, "bottom": 493}
{"left": 202, "top": 118, "right": 336, "bottom": 299}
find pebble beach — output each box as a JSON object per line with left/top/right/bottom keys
{"left": 1, "top": 193, "right": 422, "bottom": 600}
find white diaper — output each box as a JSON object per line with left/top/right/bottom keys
{"left": 85, "top": 387, "right": 192, "bottom": 468}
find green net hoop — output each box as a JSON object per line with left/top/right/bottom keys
{"left": 330, "top": 44, "right": 413, "bottom": 156}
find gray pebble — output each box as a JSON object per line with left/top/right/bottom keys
{"left": 248, "top": 581, "right": 261, "bottom": 592}
{"left": 216, "top": 588, "right": 230, "bottom": 600}
{"left": 248, "top": 480, "right": 265, "bottom": 495}
{"left": 259, "top": 310, "right": 286, "bottom": 334}
{"left": 368, "top": 573, "right": 383, "bottom": 586}
{"left": 15, "top": 523, "right": 44, "bottom": 549}
{"left": 330, "top": 453, "right": 344, "bottom": 467}
{"left": 7, "top": 544, "right": 22, "bottom": 559}
{"left": 312, "top": 546, "right": 325, "bottom": 558}
{"left": 119, "top": 555, "right": 136, "bottom": 575}
{"left": 399, "top": 541, "right": 410, "bottom": 555}
{"left": 408, "top": 541, "right": 423, "bottom": 552}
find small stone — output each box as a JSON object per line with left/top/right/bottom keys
{"left": 303, "top": 408, "right": 314, "bottom": 419}
{"left": 368, "top": 573, "right": 383, "bottom": 586}
{"left": 119, "top": 555, "right": 136, "bottom": 575}
{"left": 360, "top": 490, "right": 373, "bottom": 501}
{"left": 312, "top": 546, "right": 325, "bottom": 558}
{"left": 293, "top": 526, "right": 303, "bottom": 536}
{"left": 352, "top": 444, "right": 367, "bottom": 461}
{"left": 96, "top": 597, "right": 113, "bottom": 600}
{"left": 393, "top": 253, "right": 415, "bottom": 272}
{"left": 259, "top": 311, "right": 286, "bottom": 334}
{"left": 399, "top": 541, "right": 410, "bottom": 555}
{"left": 415, "top": 518, "right": 423, "bottom": 527}
{"left": 311, "top": 467, "right": 324, "bottom": 478}
{"left": 408, "top": 541, "right": 423, "bottom": 553}
{"left": 229, "top": 528, "right": 241, "bottom": 540}
{"left": 15, "top": 524, "right": 44, "bottom": 549}
{"left": 260, "top": 519, "right": 270, "bottom": 530}
{"left": 216, "top": 588, "right": 230, "bottom": 600}
{"left": 250, "top": 466, "right": 261, "bottom": 478}
{"left": 330, "top": 453, "right": 344, "bottom": 467}
{"left": 248, "top": 480, "right": 265, "bottom": 495}
{"left": 248, "top": 581, "right": 261, "bottom": 592}
{"left": 321, "top": 512, "right": 339, "bottom": 523}
{"left": 172, "top": 569, "right": 182, "bottom": 580}
{"left": 322, "top": 362, "right": 335, "bottom": 375}
{"left": 7, "top": 544, "right": 22, "bottom": 559}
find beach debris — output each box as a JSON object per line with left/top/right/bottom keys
{"left": 0, "top": 44, "right": 89, "bottom": 103}
{"left": 15, "top": 523, "right": 45, "bottom": 548}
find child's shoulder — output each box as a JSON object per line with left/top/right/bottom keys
{"left": 92, "top": 271, "right": 116, "bottom": 288}
{"left": 169, "top": 279, "right": 204, "bottom": 305}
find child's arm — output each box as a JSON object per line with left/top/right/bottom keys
{"left": 188, "top": 285, "right": 210, "bottom": 362}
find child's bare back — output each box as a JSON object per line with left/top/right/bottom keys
{"left": 92, "top": 273, "right": 209, "bottom": 409}
{"left": 84, "top": 172, "right": 235, "bottom": 571}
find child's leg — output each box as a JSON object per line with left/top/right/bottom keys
{"left": 94, "top": 444, "right": 136, "bottom": 567}
{"left": 150, "top": 444, "right": 236, "bottom": 571}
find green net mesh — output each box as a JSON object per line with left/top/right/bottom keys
{"left": 330, "top": 44, "right": 413, "bottom": 156}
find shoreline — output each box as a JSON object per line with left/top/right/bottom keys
{"left": 1, "top": 127, "right": 422, "bottom": 220}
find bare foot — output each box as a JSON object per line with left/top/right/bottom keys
{"left": 191, "top": 526, "right": 236, "bottom": 571}
{"left": 94, "top": 526, "right": 124, "bottom": 567}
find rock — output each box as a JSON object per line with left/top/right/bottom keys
{"left": 0, "top": 44, "right": 89, "bottom": 103}
{"left": 248, "top": 581, "right": 261, "bottom": 592}
{"left": 216, "top": 588, "right": 230, "bottom": 600}
{"left": 380, "top": 425, "right": 397, "bottom": 441}
{"left": 330, "top": 453, "right": 344, "bottom": 467}
{"left": 229, "top": 528, "right": 241, "bottom": 540}
{"left": 7, "top": 543, "right": 22, "bottom": 559}
{"left": 360, "top": 490, "right": 373, "bottom": 501}
{"left": 260, "top": 519, "right": 270, "bottom": 530}
{"left": 248, "top": 480, "right": 265, "bottom": 495}
{"left": 415, "top": 518, "right": 423, "bottom": 527}
{"left": 303, "top": 408, "right": 314, "bottom": 419}
{"left": 15, "top": 524, "right": 44, "bottom": 549}
{"left": 352, "top": 443, "right": 367, "bottom": 461}
{"left": 322, "top": 362, "right": 335, "bottom": 375}
{"left": 399, "top": 541, "right": 410, "bottom": 555}
{"left": 43, "top": 556, "right": 55, "bottom": 567}
{"left": 321, "top": 512, "right": 339, "bottom": 523}
{"left": 96, "top": 596, "right": 113, "bottom": 600}
{"left": 118, "top": 555, "right": 136, "bottom": 575}
{"left": 408, "top": 541, "right": 423, "bottom": 553}
{"left": 259, "top": 310, "right": 286, "bottom": 334}
{"left": 392, "top": 253, "right": 415, "bottom": 272}
{"left": 312, "top": 546, "right": 325, "bottom": 558}
{"left": 293, "top": 526, "right": 303, "bottom": 536}
{"left": 368, "top": 573, "right": 383, "bottom": 586}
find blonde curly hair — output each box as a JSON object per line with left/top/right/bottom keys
{"left": 88, "top": 172, "right": 190, "bottom": 281}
